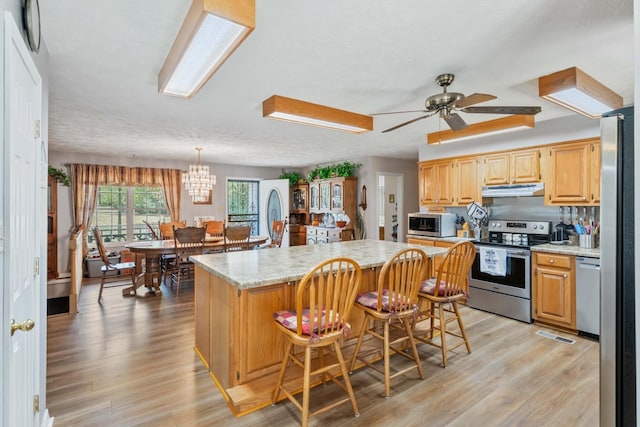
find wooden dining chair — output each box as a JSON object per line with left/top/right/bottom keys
{"left": 224, "top": 225, "right": 251, "bottom": 252}
{"left": 92, "top": 227, "right": 142, "bottom": 302}
{"left": 159, "top": 220, "right": 186, "bottom": 240}
{"left": 202, "top": 220, "right": 224, "bottom": 238}
{"left": 349, "top": 247, "right": 428, "bottom": 398}
{"left": 202, "top": 220, "right": 225, "bottom": 253}
{"left": 261, "top": 219, "right": 287, "bottom": 249}
{"left": 414, "top": 241, "right": 476, "bottom": 367}
{"left": 142, "top": 220, "right": 159, "bottom": 240}
{"left": 272, "top": 257, "right": 362, "bottom": 427}
{"left": 169, "top": 226, "right": 206, "bottom": 296}
{"left": 158, "top": 220, "right": 186, "bottom": 283}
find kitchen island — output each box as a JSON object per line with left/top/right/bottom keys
{"left": 190, "top": 240, "right": 447, "bottom": 415}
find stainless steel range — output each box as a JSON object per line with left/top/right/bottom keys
{"left": 469, "top": 220, "right": 551, "bottom": 323}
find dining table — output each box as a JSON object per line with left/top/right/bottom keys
{"left": 125, "top": 235, "right": 269, "bottom": 293}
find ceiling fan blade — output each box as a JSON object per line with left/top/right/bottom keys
{"left": 444, "top": 113, "right": 468, "bottom": 131}
{"left": 462, "top": 106, "right": 542, "bottom": 115}
{"left": 381, "top": 112, "right": 436, "bottom": 133}
{"left": 454, "top": 93, "right": 497, "bottom": 109}
{"left": 371, "top": 109, "right": 428, "bottom": 116}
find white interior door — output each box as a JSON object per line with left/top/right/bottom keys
{"left": 2, "top": 13, "right": 43, "bottom": 427}
{"left": 259, "top": 179, "right": 289, "bottom": 247}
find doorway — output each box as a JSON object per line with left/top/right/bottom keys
{"left": 377, "top": 173, "right": 404, "bottom": 243}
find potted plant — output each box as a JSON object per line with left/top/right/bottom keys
{"left": 48, "top": 165, "right": 70, "bottom": 186}
{"left": 279, "top": 169, "right": 301, "bottom": 187}
{"left": 334, "top": 161, "right": 361, "bottom": 177}
{"left": 307, "top": 166, "right": 321, "bottom": 182}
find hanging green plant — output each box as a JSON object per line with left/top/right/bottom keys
{"left": 307, "top": 166, "right": 321, "bottom": 182}
{"left": 279, "top": 169, "right": 301, "bottom": 187}
{"left": 333, "top": 161, "right": 361, "bottom": 177}
{"left": 48, "top": 165, "right": 70, "bottom": 186}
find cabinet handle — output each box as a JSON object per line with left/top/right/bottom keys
{"left": 583, "top": 196, "right": 586, "bottom": 201}
{"left": 549, "top": 259, "right": 554, "bottom": 263}
{"left": 563, "top": 274, "right": 568, "bottom": 278}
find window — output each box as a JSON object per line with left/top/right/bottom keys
{"left": 89, "top": 185, "right": 169, "bottom": 243}
{"left": 227, "top": 179, "right": 259, "bottom": 235}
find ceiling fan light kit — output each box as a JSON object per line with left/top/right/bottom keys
{"left": 427, "top": 114, "right": 535, "bottom": 144}
{"left": 538, "top": 66, "right": 623, "bottom": 119}
{"left": 376, "top": 73, "right": 540, "bottom": 133}
{"left": 262, "top": 95, "right": 373, "bottom": 134}
{"left": 158, "top": 0, "right": 255, "bottom": 98}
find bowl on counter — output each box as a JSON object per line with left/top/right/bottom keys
{"left": 312, "top": 220, "right": 320, "bottom": 226}
{"left": 336, "top": 220, "right": 347, "bottom": 228}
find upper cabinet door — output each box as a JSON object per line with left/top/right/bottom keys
{"left": 455, "top": 157, "right": 478, "bottom": 205}
{"left": 319, "top": 182, "right": 330, "bottom": 210}
{"left": 589, "top": 143, "right": 601, "bottom": 204}
{"left": 511, "top": 149, "right": 540, "bottom": 184}
{"left": 483, "top": 153, "right": 510, "bottom": 186}
{"left": 545, "top": 141, "right": 590, "bottom": 204}
{"left": 291, "top": 184, "right": 308, "bottom": 212}
{"left": 309, "top": 182, "right": 319, "bottom": 210}
{"left": 331, "top": 182, "right": 343, "bottom": 210}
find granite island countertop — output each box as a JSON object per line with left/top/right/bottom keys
{"left": 531, "top": 243, "right": 600, "bottom": 258}
{"left": 190, "top": 239, "right": 448, "bottom": 290}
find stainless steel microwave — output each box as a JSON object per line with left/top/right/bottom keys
{"left": 408, "top": 212, "right": 457, "bottom": 238}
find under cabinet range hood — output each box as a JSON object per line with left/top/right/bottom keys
{"left": 481, "top": 183, "right": 545, "bottom": 197}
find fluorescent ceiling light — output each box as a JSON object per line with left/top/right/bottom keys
{"left": 158, "top": 0, "right": 255, "bottom": 98}
{"left": 538, "top": 67, "right": 622, "bottom": 119}
{"left": 263, "top": 95, "right": 373, "bottom": 134}
{"left": 427, "top": 115, "right": 535, "bottom": 144}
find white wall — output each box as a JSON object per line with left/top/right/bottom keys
{"left": 48, "top": 150, "right": 281, "bottom": 273}
{"left": 355, "top": 156, "right": 418, "bottom": 242}
{"left": 381, "top": 174, "right": 400, "bottom": 241}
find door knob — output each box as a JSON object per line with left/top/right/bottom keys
{"left": 10, "top": 318, "right": 35, "bottom": 337}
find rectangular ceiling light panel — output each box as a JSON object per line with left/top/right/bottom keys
{"left": 427, "top": 115, "right": 534, "bottom": 144}
{"left": 538, "top": 67, "right": 622, "bottom": 119}
{"left": 263, "top": 95, "right": 373, "bottom": 134}
{"left": 158, "top": 0, "right": 255, "bottom": 98}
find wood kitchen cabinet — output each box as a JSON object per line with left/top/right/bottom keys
{"left": 307, "top": 176, "right": 357, "bottom": 239}
{"left": 290, "top": 183, "right": 308, "bottom": 212}
{"left": 454, "top": 156, "right": 479, "bottom": 205}
{"left": 532, "top": 252, "right": 576, "bottom": 330}
{"left": 419, "top": 160, "right": 454, "bottom": 207}
{"left": 544, "top": 138, "right": 600, "bottom": 206}
{"left": 289, "top": 183, "right": 309, "bottom": 246}
{"left": 482, "top": 149, "right": 540, "bottom": 186}
{"left": 589, "top": 142, "right": 601, "bottom": 204}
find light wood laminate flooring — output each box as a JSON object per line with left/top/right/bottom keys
{"left": 47, "top": 279, "right": 599, "bottom": 426}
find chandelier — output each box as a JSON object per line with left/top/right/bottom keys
{"left": 182, "top": 147, "right": 216, "bottom": 202}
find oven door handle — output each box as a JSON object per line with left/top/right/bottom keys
{"left": 506, "top": 251, "right": 529, "bottom": 257}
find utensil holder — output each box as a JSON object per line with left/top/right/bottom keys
{"left": 579, "top": 234, "right": 595, "bottom": 249}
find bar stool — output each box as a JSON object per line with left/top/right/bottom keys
{"left": 272, "top": 257, "right": 362, "bottom": 427}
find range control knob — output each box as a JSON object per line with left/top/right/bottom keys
{"left": 532, "top": 224, "right": 538, "bottom": 229}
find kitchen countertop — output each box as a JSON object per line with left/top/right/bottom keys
{"left": 531, "top": 243, "right": 600, "bottom": 258}
{"left": 191, "top": 239, "right": 448, "bottom": 289}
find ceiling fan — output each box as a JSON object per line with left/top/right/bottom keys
{"left": 374, "top": 73, "right": 541, "bottom": 133}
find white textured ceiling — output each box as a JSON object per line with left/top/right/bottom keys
{"left": 41, "top": 0, "right": 634, "bottom": 168}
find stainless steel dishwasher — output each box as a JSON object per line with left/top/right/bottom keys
{"left": 575, "top": 256, "right": 600, "bottom": 336}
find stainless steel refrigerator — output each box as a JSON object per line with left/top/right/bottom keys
{"left": 600, "top": 106, "right": 635, "bottom": 426}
